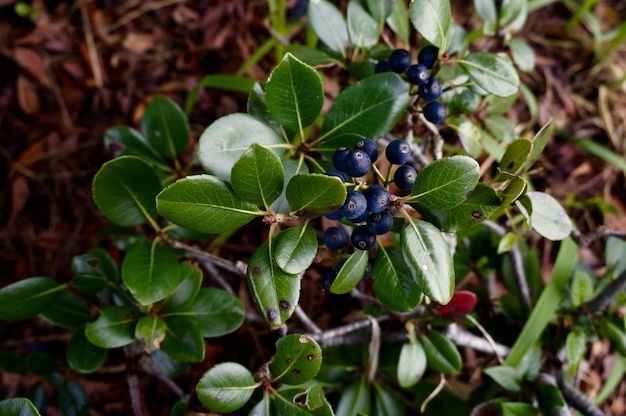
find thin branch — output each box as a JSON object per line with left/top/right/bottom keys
{"left": 106, "top": 0, "right": 187, "bottom": 32}
{"left": 572, "top": 227, "right": 626, "bottom": 247}
{"left": 443, "top": 323, "right": 510, "bottom": 358}
{"left": 141, "top": 356, "right": 184, "bottom": 397}
{"left": 536, "top": 373, "right": 572, "bottom": 416}
{"left": 586, "top": 270, "right": 626, "bottom": 314}
{"left": 80, "top": 3, "right": 103, "bottom": 88}
{"left": 555, "top": 370, "right": 605, "bottom": 416}
{"left": 310, "top": 315, "right": 391, "bottom": 346}
{"left": 293, "top": 305, "right": 322, "bottom": 334}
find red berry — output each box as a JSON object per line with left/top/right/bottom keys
{"left": 438, "top": 290, "right": 477, "bottom": 319}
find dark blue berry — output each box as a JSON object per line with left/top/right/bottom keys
{"left": 332, "top": 147, "right": 350, "bottom": 171}
{"left": 388, "top": 49, "right": 411, "bottom": 73}
{"left": 423, "top": 101, "right": 448, "bottom": 124}
{"left": 326, "top": 169, "right": 350, "bottom": 183}
{"left": 342, "top": 190, "right": 368, "bottom": 220}
{"left": 325, "top": 209, "right": 343, "bottom": 220}
{"left": 361, "top": 263, "right": 373, "bottom": 282}
{"left": 350, "top": 209, "right": 371, "bottom": 224}
{"left": 394, "top": 164, "right": 417, "bottom": 191}
{"left": 343, "top": 150, "right": 371, "bottom": 177}
{"left": 355, "top": 139, "right": 379, "bottom": 162}
{"left": 418, "top": 77, "right": 442, "bottom": 101}
{"left": 364, "top": 184, "right": 390, "bottom": 213}
{"left": 351, "top": 225, "right": 377, "bottom": 250}
{"left": 375, "top": 59, "right": 390, "bottom": 73}
{"left": 367, "top": 211, "right": 394, "bottom": 235}
{"left": 418, "top": 45, "right": 439, "bottom": 69}
{"left": 323, "top": 226, "right": 347, "bottom": 250}
{"left": 406, "top": 63, "right": 429, "bottom": 86}
{"left": 385, "top": 139, "right": 411, "bottom": 164}
{"left": 322, "top": 270, "right": 336, "bottom": 291}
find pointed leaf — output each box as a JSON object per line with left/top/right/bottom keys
{"left": 141, "top": 95, "right": 189, "bottom": 158}
{"left": 246, "top": 240, "right": 302, "bottom": 327}
{"left": 39, "top": 290, "right": 90, "bottom": 328}
{"left": 161, "top": 316, "right": 205, "bottom": 362}
{"left": 319, "top": 73, "right": 410, "bottom": 148}
{"left": 496, "top": 139, "right": 532, "bottom": 180}
{"left": 66, "top": 329, "right": 107, "bottom": 374}
{"left": 0, "top": 277, "right": 62, "bottom": 320}
{"left": 499, "top": 177, "right": 528, "bottom": 206}
{"left": 92, "top": 156, "right": 163, "bottom": 227}
{"left": 275, "top": 223, "right": 318, "bottom": 274}
{"left": 347, "top": 1, "right": 379, "bottom": 48}
{"left": 103, "top": 126, "right": 165, "bottom": 166}
{"left": 507, "top": 38, "right": 535, "bottom": 72}
{"left": 484, "top": 365, "right": 522, "bottom": 392}
{"left": 397, "top": 340, "right": 427, "bottom": 388}
{"left": 401, "top": 218, "right": 454, "bottom": 304}
{"left": 231, "top": 143, "right": 284, "bottom": 207}
{"left": 522, "top": 120, "right": 552, "bottom": 172}
{"left": 135, "top": 314, "right": 167, "bottom": 352}
{"left": 197, "top": 113, "right": 284, "bottom": 181}
{"left": 269, "top": 334, "right": 322, "bottom": 384}
{"left": 565, "top": 331, "right": 587, "bottom": 373}
{"left": 330, "top": 249, "right": 369, "bottom": 294}
{"left": 286, "top": 174, "right": 347, "bottom": 217}
{"left": 85, "top": 305, "right": 136, "bottom": 348}
{"left": 419, "top": 331, "right": 462, "bottom": 374}
{"left": 275, "top": 385, "right": 334, "bottom": 416}
{"left": 372, "top": 246, "right": 423, "bottom": 312}
{"left": 265, "top": 53, "right": 324, "bottom": 131}
{"left": 196, "top": 362, "right": 257, "bottom": 413}
{"left": 0, "top": 398, "right": 41, "bottom": 416}
{"left": 308, "top": 0, "right": 349, "bottom": 56}
{"left": 528, "top": 191, "right": 572, "bottom": 240}
{"left": 122, "top": 240, "right": 181, "bottom": 305}
{"left": 458, "top": 52, "right": 519, "bottom": 97}
{"left": 409, "top": 0, "right": 453, "bottom": 49}
{"left": 161, "top": 262, "right": 203, "bottom": 310}
{"left": 157, "top": 175, "right": 262, "bottom": 234}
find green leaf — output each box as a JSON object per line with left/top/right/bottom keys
{"left": 336, "top": 378, "right": 371, "bottom": 416}
{"left": 286, "top": 174, "right": 347, "bottom": 217}
{"left": 196, "top": 362, "right": 258, "bottom": 413}
{"left": 522, "top": 120, "right": 553, "bottom": 172}
{"left": 25, "top": 352, "right": 59, "bottom": 376}
{"left": 606, "top": 236, "right": 626, "bottom": 276}
{"left": 122, "top": 239, "right": 181, "bottom": 305}
{"left": 247, "top": 82, "right": 284, "bottom": 137}
{"left": 528, "top": 191, "right": 572, "bottom": 240}
{"left": 135, "top": 314, "right": 167, "bottom": 352}
{"left": 286, "top": 44, "right": 344, "bottom": 68}
{"left": 161, "top": 316, "right": 205, "bottom": 362}
{"left": 453, "top": 118, "right": 482, "bottom": 157}
{"left": 458, "top": 52, "right": 519, "bottom": 97}
{"left": 271, "top": 159, "right": 309, "bottom": 214}
{"left": 386, "top": 0, "right": 410, "bottom": 45}
{"left": 373, "top": 383, "right": 405, "bottom": 416}
{"left": 318, "top": 73, "right": 410, "bottom": 148}
{"left": 274, "top": 384, "right": 334, "bottom": 416}
{"left": 103, "top": 126, "right": 165, "bottom": 166}
{"left": 58, "top": 380, "right": 89, "bottom": 416}
{"left": 496, "top": 139, "right": 532, "bottom": 180}
{"left": 500, "top": 402, "right": 536, "bottom": 416}
{"left": 372, "top": 246, "right": 423, "bottom": 312}
{"left": 484, "top": 365, "right": 522, "bottom": 392}
{"left": 401, "top": 219, "right": 454, "bottom": 304}
{"left": 0, "top": 398, "right": 41, "bottom": 416}
{"left": 85, "top": 305, "right": 136, "bottom": 348}
{"left": 71, "top": 248, "right": 118, "bottom": 294}
{"left": 246, "top": 239, "right": 302, "bottom": 326}
{"left": 269, "top": 334, "right": 323, "bottom": 384}
{"left": 141, "top": 95, "right": 189, "bottom": 158}
{"left": 347, "top": 0, "right": 379, "bottom": 48}
{"left": 411, "top": 156, "right": 480, "bottom": 210}
{"left": 507, "top": 38, "right": 535, "bottom": 72}
{"left": 367, "top": 0, "right": 395, "bottom": 22}
{"left": 499, "top": 0, "right": 528, "bottom": 33}
{"left": 419, "top": 331, "right": 462, "bottom": 374}
{"left": 570, "top": 269, "right": 594, "bottom": 308}
{"left": 92, "top": 156, "right": 162, "bottom": 227}
{"left": 397, "top": 340, "right": 427, "bottom": 388}
{"left": 275, "top": 223, "right": 318, "bottom": 274}
{"left": 330, "top": 249, "right": 369, "bottom": 294}
{"left": 161, "top": 262, "right": 203, "bottom": 310}
{"left": 409, "top": 0, "right": 453, "bottom": 50}
{"left": 157, "top": 175, "right": 262, "bottom": 234}
{"left": 265, "top": 53, "right": 324, "bottom": 132}
{"left": 197, "top": 113, "right": 284, "bottom": 181}
{"left": 473, "top": 0, "right": 498, "bottom": 35}
{"left": 565, "top": 331, "right": 587, "bottom": 373}
{"left": 499, "top": 177, "right": 528, "bottom": 206}
{"left": 308, "top": 0, "right": 349, "bottom": 56}
{"left": 39, "top": 290, "right": 90, "bottom": 329}
{"left": 231, "top": 143, "right": 284, "bottom": 207}
{"left": 164, "top": 288, "right": 244, "bottom": 338}
{"left": 497, "top": 232, "right": 519, "bottom": 254}
{"left": 0, "top": 277, "right": 62, "bottom": 320}
{"left": 66, "top": 329, "right": 107, "bottom": 374}
{"left": 485, "top": 113, "right": 517, "bottom": 143}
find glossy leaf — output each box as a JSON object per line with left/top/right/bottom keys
{"left": 58, "top": 380, "right": 89, "bottom": 416}
{"left": 411, "top": 156, "right": 480, "bottom": 210}
{"left": 386, "top": 0, "right": 410, "bottom": 45}
{"left": 39, "top": 290, "right": 90, "bottom": 328}
{"left": 496, "top": 139, "right": 532, "bottom": 179}
{"left": 161, "top": 316, "right": 205, "bottom": 362}
{"left": 507, "top": 38, "right": 535, "bottom": 72}
{"left": 122, "top": 239, "right": 181, "bottom": 305}
{"left": 103, "top": 126, "right": 165, "bottom": 166}
{"left": 397, "top": 341, "right": 426, "bottom": 388}
{"left": 330, "top": 249, "right": 369, "bottom": 294}
{"left": 347, "top": 1, "right": 379, "bottom": 48}
{"left": 0, "top": 398, "right": 41, "bottom": 416}
{"left": 0, "top": 277, "right": 62, "bottom": 320}
{"left": 265, "top": 53, "right": 324, "bottom": 131}
{"left": 409, "top": 0, "right": 453, "bottom": 50}
{"left": 231, "top": 143, "right": 284, "bottom": 207}
{"left": 565, "top": 331, "right": 586, "bottom": 373}
{"left": 499, "top": 0, "right": 528, "bottom": 33}
{"left": 419, "top": 331, "right": 462, "bottom": 374}
{"left": 135, "top": 314, "right": 167, "bottom": 352}
{"left": 401, "top": 218, "right": 454, "bottom": 304}
{"left": 286, "top": 174, "right": 347, "bottom": 217}
{"left": 458, "top": 52, "right": 519, "bottom": 97}
{"left": 319, "top": 73, "right": 410, "bottom": 149}
{"left": 275, "top": 223, "right": 318, "bottom": 274}
{"left": 66, "top": 329, "right": 107, "bottom": 374}
{"left": 71, "top": 248, "right": 118, "bottom": 294}
{"left": 246, "top": 239, "right": 302, "bottom": 326}
{"left": 528, "top": 191, "right": 572, "bottom": 240}
{"left": 570, "top": 270, "right": 594, "bottom": 308}
{"left": 336, "top": 378, "right": 371, "bottom": 416}
{"left": 85, "top": 305, "right": 136, "bottom": 348}
{"left": 308, "top": 0, "right": 349, "bottom": 56}
{"left": 372, "top": 246, "right": 423, "bottom": 312}
{"left": 269, "top": 334, "right": 323, "bottom": 384}
{"left": 164, "top": 288, "right": 244, "bottom": 337}
{"left": 473, "top": 0, "right": 497, "bottom": 35}
{"left": 522, "top": 120, "right": 553, "bottom": 172}
{"left": 196, "top": 362, "right": 257, "bottom": 413}
{"left": 157, "top": 175, "right": 262, "bottom": 234}
{"left": 92, "top": 156, "right": 162, "bottom": 227}
{"left": 499, "top": 177, "right": 528, "bottom": 206}
{"left": 141, "top": 95, "right": 189, "bottom": 158}
{"left": 275, "top": 384, "right": 334, "bottom": 416}
{"left": 161, "top": 261, "right": 203, "bottom": 310}
{"left": 367, "top": 0, "right": 395, "bottom": 22}
{"left": 271, "top": 159, "right": 309, "bottom": 214}
{"left": 247, "top": 82, "right": 284, "bottom": 137}
{"left": 197, "top": 113, "right": 284, "bottom": 181}
{"left": 286, "top": 44, "right": 344, "bottom": 68}
{"left": 484, "top": 365, "right": 522, "bottom": 392}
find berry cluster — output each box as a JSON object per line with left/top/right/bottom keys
{"left": 375, "top": 46, "right": 447, "bottom": 125}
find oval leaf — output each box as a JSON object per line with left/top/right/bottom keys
{"left": 419, "top": 331, "right": 462, "bottom": 374}
{"left": 0, "top": 277, "right": 62, "bottom": 320}
{"left": 103, "top": 126, "right": 165, "bottom": 166}
{"left": 265, "top": 53, "right": 324, "bottom": 131}
{"left": 347, "top": 1, "right": 380, "bottom": 48}
{"left": 496, "top": 138, "right": 532, "bottom": 180}
{"left": 66, "top": 329, "right": 107, "bottom": 374}
{"left": 0, "top": 398, "right": 41, "bottom": 416}
{"left": 85, "top": 305, "right": 136, "bottom": 348}
{"left": 140, "top": 95, "right": 189, "bottom": 158}
{"left": 161, "top": 261, "right": 203, "bottom": 311}
{"left": 528, "top": 191, "right": 572, "bottom": 240}
{"left": 39, "top": 290, "right": 90, "bottom": 328}
{"left": 330, "top": 249, "right": 369, "bottom": 294}
{"left": 458, "top": 52, "right": 519, "bottom": 97}
{"left": 308, "top": 0, "right": 349, "bottom": 56}
{"left": 286, "top": 174, "right": 347, "bottom": 217}
{"left": 275, "top": 223, "right": 318, "bottom": 274}
{"left": 135, "top": 314, "right": 167, "bottom": 352}
{"left": 269, "top": 334, "right": 323, "bottom": 385}
{"left": 197, "top": 113, "right": 284, "bottom": 181}
{"left": 157, "top": 175, "right": 262, "bottom": 234}
{"left": 336, "top": 378, "right": 371, "bottom": 416}
{"left": 401, "top": 218, "right": 454, "bottom": 304}
{"left": 271, "top": 159, "right": 309, "bottom": 214}
{"left": 196, "top": 362, "right": 257, "bottom": 413}
{"left": 522, "top": 120, "right": 552, "bottom": 172}
{"left": 161, "top": 316, "right": 205, "bottom": 362}
{"left": 409, "top": 0, "right": 452, "bottom": 49}
{"left": 372, "top": 246, "right": 423, "bottom": 312}
{"left": 231, "top": 143, "right": 284, "bottom": 207}
{"left": 397, "top": 340, "right": 427, "bottom": 388}
{"left": 58, "top": 380, "right": 89, "bottom": 416}
{"left": 92, "top": 155, "right": 162, "bottom": 227}
{"left": 412, "top": 155, "right": 480, "bottom": 211}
